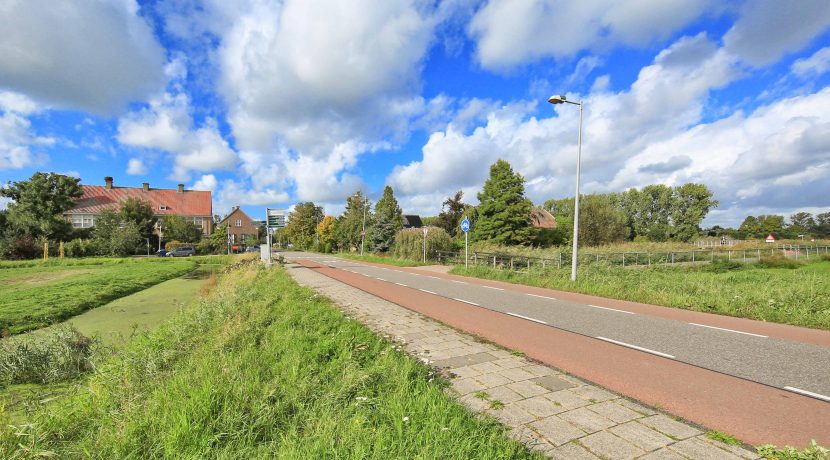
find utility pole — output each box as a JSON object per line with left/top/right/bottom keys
{"left": 360, "top": 196, "right": 368, "bottom": 256}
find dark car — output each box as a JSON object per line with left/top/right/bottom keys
{"left": 167, "top": 247, "right": 196, "bottom": 257}
{"left": 156, "top": 249, "right": 168, "bottom": 257}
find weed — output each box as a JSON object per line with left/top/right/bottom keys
{"left": 489, "top": 400, "right": 505, "bottom": 410}
{"left": 474, "top": 391, "right": 490, "bottom": 400}
{"left": 707, "top": 430, "right": 741, "bottom": 446}
{"left": 0, "top": 325, "right": 104, "bottom": 386}
{"left": 510, "top": 349, "right": 525, "bottom": 357}
{"left": 757, "top": 440, "right": 829, "bottom": 460}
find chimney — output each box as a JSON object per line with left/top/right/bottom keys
{"left": 104, "top": 176, "right": 113, "bottom": 189}
{"left": 142, "top": 182, "right": 149, "bottom": 192}
{"left": 177, "top": 183, "right": 184, "bottom": 193}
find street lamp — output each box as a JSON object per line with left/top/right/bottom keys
{"left": 360, "top": 196, "right": 368, "bottom": 256}
{"left": 548, "top": 94, "right": 584, "bottom": 282}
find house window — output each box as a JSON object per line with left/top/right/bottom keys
{"left": 70, "top": 214, "right": 95, "bottom": 228}
{"left": 159, "top": 205, "right": 168, "bottom": 211}
{"left": 235, "top": 219, "right": 242, "bottom": 227}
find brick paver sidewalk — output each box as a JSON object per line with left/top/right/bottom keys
{"left": 286, "top": 262, "right": 759, "bottom": 459}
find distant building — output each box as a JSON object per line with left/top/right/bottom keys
{"left": 219, "top": 206, "right": 261, "bottom": 245}
{"left": 403, "top": 215, "right": 423, "bottom": 228}
{"left": 530, "top": 208, "right": 557, "bottom": 228}
{"left": 65, "top": 176, "right": 213, "bottom": 235}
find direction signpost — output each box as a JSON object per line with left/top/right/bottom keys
{"left": 461, "top": 217, "right": 470, "bottom": 269}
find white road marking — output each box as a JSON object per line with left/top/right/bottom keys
{"left": 596, "top": 337, "right": 675, "bottom": 359}
{"left": 394, "top": 282, "right": 408, "bottom": 287}
{"left": 452, "top": 298, "right": 479, "bottom": 306}
{"left": 587, "top": 304, "right": 635, "bottom": 315}
{"left": 376, "top": 278, "right": 387, "bottom": 282}
{"left": 526, "top": 293, "right": 557, "bottom": 301}
{"left": 481, "top": 285, "right": 504, "bottom": 291}
{"left": 784, "top": 386, "right": 830, "bottom": 402}
{"left": 506, "top": 312, "right": 548, "bottom": 325}
{"left": 419, "top": 289, "right": 437, "bottom": 295}
{"left": 452, "top": 280, "right": 467, "bottom": 285}
{"left": 688, "top": 323, "right": 767, "bottom": 338}
{"left": 425, "top": 275, "right": 440, "bottom": 279}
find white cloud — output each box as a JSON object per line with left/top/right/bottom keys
{"left": 467, "top": 0, "right": 713, "bottom": 70}
{"left": 791, "top": 46, "right": 830, "bottom": 78}
{"left": 722, "top": 0, "right": 830, "bottom": 67}
{"left": 193, "top": 174, "right": 218, "bottom": 192}
{"left": 212, "top": 178, "right": 290, "bottom": 214}
{"left": 0, "top": 92, "right": 40, "bottom": 115}
{"left": 0, "top": 0, "right": 165, "bottom": 114}
{"left": 0, "top": 109, "right": 46, "bottom": 170}
{"left": 126, "top": 158, "right": 148, "bottom": 175}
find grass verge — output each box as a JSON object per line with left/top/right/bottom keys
{"left": 450, "top": 260, "right": 830, "bottom": 330}
{"left": 0, "top": 258, "right": 197, "bottom": 335}
{"left": 0, "top": 260, "right": 540, "bottom": 458}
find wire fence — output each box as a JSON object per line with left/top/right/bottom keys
{"left": 436, "top": 245, "right": 830, "bottom": 271}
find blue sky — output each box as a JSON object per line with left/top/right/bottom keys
{"left": 1, "top": 0, "right": 829, "bottom": 227}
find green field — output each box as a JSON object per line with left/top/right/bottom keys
{"left": 0, "top": 258, "right": 197, "bottom": 334}
{"left": 1, "top": 262, "right": 539, "bottom": 458}
{"left": 451, "top": 260, "right": 830, "bottom": 330}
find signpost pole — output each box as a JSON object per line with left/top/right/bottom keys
{"left": 460, "top": 216, "right": 470, "bottom": 270}
{"left": 423, "top": 227, "right": 427, "bottom": 263}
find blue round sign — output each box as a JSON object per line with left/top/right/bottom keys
{"left": 461, "top": 217, "right": 470, "bottom": 233}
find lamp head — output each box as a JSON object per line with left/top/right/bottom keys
{"left": 548, "top": 95, "right": 567, "bottom": 104}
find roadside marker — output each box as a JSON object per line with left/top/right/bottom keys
{"left": 688, "top": 323, "right": 767, "bottom": 338}
{"left": 526, "top": 293, "right": 557, "bottom": 301}
{"left": 587, "top": 304, "right": 635, "bottom": 315}
{"left": 783, "top": 386, "right": 830, "bottom": 402}
{"left": 452, "top": 298, "right": 480, "bottom": 306}
{"left": 596, "top": 337, "right": 675, "bottom": 359}
{"left": 481, "top": 285, "right": 504, "bottom": 291}
{"left": 506, "top": 312, "right": 548, "bottom": 325}
{"left": 419, "top": 289, "right": 437, "bottom": 294}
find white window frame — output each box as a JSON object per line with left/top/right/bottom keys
{"left": 235, "top": 219, "right": 242, "bottom": 227}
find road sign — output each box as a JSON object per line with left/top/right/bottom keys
{"left": 461, "top": 217, "right": 470, "bottom": 233}
{"left": 461, "top": 217, "right": 470, "bottom": 269}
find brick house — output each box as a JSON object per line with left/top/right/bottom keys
{"left": 65, "top": 176, "right": 213, "bottom": 235}
{"left": 218, "top": 206, "right": 261, "bottom": 246}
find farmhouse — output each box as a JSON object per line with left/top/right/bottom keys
{"left": 65, "top": 176, "right": 213, "bottom": 235}
{"left": 218, "top": 206, "right": 261, "bottom": 245}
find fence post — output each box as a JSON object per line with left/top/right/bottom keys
{"left": 671, "top": 252, "right": 674, "bottom": 264}
{"left": 622, "top": 253, "right": 626, "bottom": 267}
{"left": 728, "top": 250, "right": 731, "bottom": 261}
{"left": 493, "top": 255, "right": 496, "bottom": 268}
{"left": 692, "top": 251, "right": 695, "bottom": 263}
{"left": 558, "top": 252, "right": 562, "bottom": 269}
{"left": 711, "top": 250, "right": 714, "bottom": 262}
{"left": 648, "top": 253, "right": 651, "bottom": 266}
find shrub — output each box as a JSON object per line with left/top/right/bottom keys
{"left": 756, "top": 440, "right": 828, "bottom": 460}
{"left": 165, "top": 240, "right": 185, "bottom": 251}
{"left": 0, "top": 234, "right": 39, "bottom": 260}
{"left": 63, "top": 238, "right": 101, "bottom": 258}
{"left": 703, "top": 258, "right": 744, "bottom": 273}
{"left": 392, "top": 227, "right": 453, "bottom": 261}
{"left": 758, "top": 255, "right": 803, "bottom": 269}
{"left": 0, "top": 325, "right": 103, "bottom": 386}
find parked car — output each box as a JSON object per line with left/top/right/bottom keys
{"left": 245, "top": 246, "right": 260, "bottom": 253}
{"left": 156, "top": 249, "right": 168, "bottom": 257}
{"left": 167, "top": 246, "right": 196, "bottom": 257}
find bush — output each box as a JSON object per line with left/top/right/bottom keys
{"left": 0, "top": 325, "right": 103, "bottom": 386}
{"left": 63, "top": 238, "right": 101, "bottom": 258}
{"left": 758, "top": 255, "right": 803, "bottom": 269}
{"left": 0, "top": 234, "right": 39, "bottom": 260}
{"left": 392, "top": 227, "right": 453, "bottom": 261}
{"left": 703, "top": 258, "right": 744, "bottom": 273}
{"left": 165, "top": 240, "right": 186, "bottom": 251}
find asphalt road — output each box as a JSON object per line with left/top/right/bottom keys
{"left": 287, "top": 252, "right": 830, "bottom": 403}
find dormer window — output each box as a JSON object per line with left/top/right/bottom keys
{"left": 159, "top": 205, "right": 168, "bottom": 211}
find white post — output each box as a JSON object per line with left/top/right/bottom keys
{"left": 422, "top": 227, "right": 427, "bottom": 263}
{"left": 465, "top": 231, "right": 468, "bottom": 270}
{"left": 570, "top": 102, "right": 583, "bottom": 282}
{"left": 360, "top": 197, "right": 367, "bottom": 256}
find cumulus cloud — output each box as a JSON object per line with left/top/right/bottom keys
{"left": 126, "top": 158, "right": 148, "bottom": 175}
{"left": 0, "top": 0, "right": 165, "bottom": 114}
{"left": 791, "top": 47, "right": 830, "bottom": 78}
{"left": 722, "top": 0, "right": 830, "bottom": 67}
{"left": 0, "top": 92, "right": 49, "bottom": 170}
{"left": 467, "top": 0, "right": 713, "bottom": 70}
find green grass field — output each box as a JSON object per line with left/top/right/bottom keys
{"left": 1, "top": 262, "right": 540, "bottom": 459}
{"left": 451, "top": 260, "right": 830, "bottom": 330}
{"left": 0, "top": 258, "right": 197, "bottom": 334}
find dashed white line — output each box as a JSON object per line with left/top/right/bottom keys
{"left": 596, "top": 337, "right": 675, "bottom": 359}
{"left": 481, "top": 285, "right": 504, "bottom": 291}
{"left": 394, "top": 282, "right": 408, "bottom": 287}
{"left": 451, "top": 280, "right": 467, "bottom": 285}
{"left": 505, "top": 312, "right": 548, "bottom": 325}
{"left": 587, "top": 304, "right": 635, "bottom": 315}
{"left": 376, "top": 278, "right": 387, "bottom": 282}
{"left": 688, "top": 323, "right": 767, "bottom": 338}
{"left": 526, "top": 293, "right": 557, "bottom": 301}
{"left": 419, "top": 289, "right": 437, "bottom": 295}
{"left": 425, "top": 275, "right": 440, "bottom": 280}
{"left": 783, "top": 386, "right": 830, "bottom": 402}
{"left": 452, "top": 298, "right": 479, "bottom": 306}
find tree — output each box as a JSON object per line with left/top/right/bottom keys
{"left": 317, "top": 215, "right": 336, "bottom": 251}
{"left": 815, "top": 212, "right": 830, "bottom": 238}
{"left": 578, "top": 194, "right": 629, "bottom": 246}
{"left": 285, "top": 202, "right": 323, "bottom": 249}
{"left": 434, "top": 190, "right": 466, "bottom": 237}
{"left": 370, "top": 186, "right": 403, "bottom": 253}
{"left": 1, "top": 172, "right": 83, "bottom": 241}
{"left": 119, "top": 197, "right": 157, "bottom": 239}
{"left": 91, "top": 208, "right": 142, "bottom": 256}
{"left": 619, "top": 184, "right": 673, "bottom": 241}
{"left": 670, "top": 183, "right": 718, "bottom": 242}
{"left": 474, "top": 160, "right": 534, "bottom": 245}
{"left": 162, "top": 215, "right": 202, "bottom": 243}
{"left": 788, "top": 212, "right": 816, "bottom": 237}
{"left": 334, "top": 191, "right": 372, "bottom": 251}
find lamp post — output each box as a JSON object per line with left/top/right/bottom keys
{"left": 360, "top": 196, "right": 368, "bottom": 256}
{"left": 548, "top": 94, "right": 583, "bottom": 282}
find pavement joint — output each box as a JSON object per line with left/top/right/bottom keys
{"left": 285, "top": 261, "right": 759, "bottom": 459}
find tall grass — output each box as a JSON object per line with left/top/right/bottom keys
{"left": 1, "top": 326, "right": 103, "bottom": 386}
{"left": 451, "top": 260, "right": 830, "bottom": 330}
{"left": 0, "top": 258, "right": 196, "bottom": 334}
{"left": 0, "top": 262, "right": 540, "bottom": 459}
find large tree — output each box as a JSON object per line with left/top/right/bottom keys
{"left": 162, "top": 215, "right": 203, "bottom": 243}
{"left": 317, "top": 215, "right": 336, "bottom": 251}
{"left": 370, "top": 186, "right": 403, "bottom": 253}
{"left": 119, "top": 197, "right": 157, "bottom": 240}
{"left": 474, "top": 160, "right": 534, "bottom": 245}
{"left": 619, "top": 184, "right": 673, "bottom": 241}
{"left": 1, "top": 172, "right": 83, "bottom": 240}
{"left": 579, "top": 194, "right": 629, "bottom": 246}
{"left": 670, "top": 183, "right": 718, "bottom": 242}
{"left": 335, "top": 191, "right": 372, "bottom": 252}
{"left": 434, "top": 190, "right": 466, "bottom": 237}
{"left": 285, "top": 202, "right": 323, "bottom": 249}
{"left": 815, "top": 212, "right": 830, "bottom": 238}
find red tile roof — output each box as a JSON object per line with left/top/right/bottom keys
{"left": 68, "top": 185, "right": 212, "bottom": 217}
